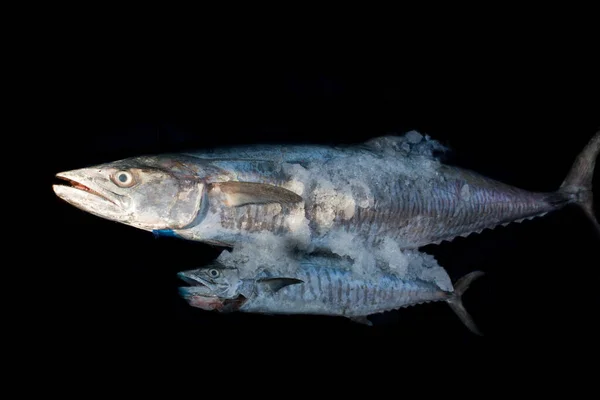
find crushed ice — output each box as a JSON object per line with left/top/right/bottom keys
{"left": 214, "top": 132, "right": 454, "bottom": 291}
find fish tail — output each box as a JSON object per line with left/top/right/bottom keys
{"left": 446, "top": 271, "right": 485, "bottom": 336}
{"left": 557, "top": 131, "right": 600, "bottom": 234}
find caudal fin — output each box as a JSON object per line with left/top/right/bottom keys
{"left": 558, "top": 131, "right": 600, "bottom": 233}
{"left": 446, "top": 271, "right": 485, "bottom": 336}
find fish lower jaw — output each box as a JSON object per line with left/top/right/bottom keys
{"left": 54, "top": 175, "right": 118, "bottom": 206}
{"left": 178, "top": 287, "right": 219, "bottom": 305}
{"left": 177, "top": 275, "right": 215, "bottom": 297}
{"left": 53, "top": 184, "right": 125, "bottom": 221}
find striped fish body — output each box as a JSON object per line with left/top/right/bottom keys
{"left": 178, "top": 254, "right": 486, "bottom": 334}
{"left": 327, "top": 165, "right": 558, "bottom": 248}
{"left": 240, "top": 263, "right": 449, "bottom": 318}
{"left": 179, "top": 149, "right": 562, "bottom": 249}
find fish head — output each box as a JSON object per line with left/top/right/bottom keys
{"left": 178, "top": 264, "right": 248, "bottom": 311}
{"left": 53, "top": 155, "right": 207, "bottom": 232}
{"left": 177, "top": 263, "right": 242, "bottom": 299}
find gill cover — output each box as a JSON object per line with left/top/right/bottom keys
{"left": 166, "top": 180, "right": 206, "bottom": 229}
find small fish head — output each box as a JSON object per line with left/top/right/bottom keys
{"left": 177, "top": 264, "right": 243, "bottom": 299}
{"left": 53, "top": 155, "right": 206, "bottom": 232}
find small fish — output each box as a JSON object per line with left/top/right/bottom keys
{"left": 53, "top": 131, "right": 599, "bottom": 250}
{"left": 177, "top": 255, "right": 485, "bottom": 335}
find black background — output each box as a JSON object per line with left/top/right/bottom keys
{"left": 31, "top": 22, "right": 599, "bottom": 381}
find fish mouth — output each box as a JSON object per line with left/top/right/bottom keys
{"left": 177, "top": 271, "right": 216, "bottom": 298}
{"left": 177, "top": 272, "right": 225, "bottom": 311}
{"left": 53, "top": 174, "right": 118, "bottom": 206}
{"left": 177, "top": 270, "right": 248, "bottom": 312}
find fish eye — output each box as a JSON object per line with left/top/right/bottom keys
{"left": 208, "top": 269, "right": 220, "bottom": 278}
{"left": 112, "top": 171, "right": 135, "bottom": 188}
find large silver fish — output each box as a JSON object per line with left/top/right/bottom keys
{"left": 177, "top": 255, "right": 485, "bottom": 335}
{"left": 53, "top": 131, "right": 599, "bottom": 250}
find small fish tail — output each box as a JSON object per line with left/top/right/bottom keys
{"left": 446, "top": 271, "right": 485, "bottom": 336}
{"left": 558, "top": 131, "right": 600, "bottom": 234}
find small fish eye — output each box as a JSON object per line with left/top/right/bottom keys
{"left": 208, "top": 269, "right": 220, "bottom": 278}
{"left": 112, "top": 171, "right": 135, "bottom": 188}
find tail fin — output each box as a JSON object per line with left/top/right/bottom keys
{"left": 446, "top": 271, "right": 485, "bottom": 336}
{"left": 558, "top": 131, "right": 600, "bottom": 233}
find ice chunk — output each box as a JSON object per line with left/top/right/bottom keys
{"left": 362, "top": 131, "right": 449, "bottom": 159}
{"left": 374, "top": 238, "right": 452, "bottom": 291}
{"left": 216, "top": 232, "right": 302, "bottom": 279}
{"left": 405, "top": 130, "right": 423, "bottom": 144}
{"left": 377, "top": 237, "right": 410, "bottom": 276}
{"left": 282, "top": 163, "right": 311, "bottom": 195}
{"left": 309, "top": 229, "right": 452, "bottom": 290}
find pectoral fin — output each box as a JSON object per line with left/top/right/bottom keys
{"left": 210, "top": 182, "right": 303, "bottom": 207}
{"left": 257, "top": 278, "right": 304, "bottom": 293}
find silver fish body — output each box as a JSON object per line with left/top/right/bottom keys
{"left": 239, "top": 263, "right": 448, "bottom": 317}
{"left": 178, "top": 255, "right": 485, "bottom": 334}
{"left": 183, "top": 156, "right": 559, "bottom": 249}
{"left": 53, "top": 132, "right": 600, "bottom": 250}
